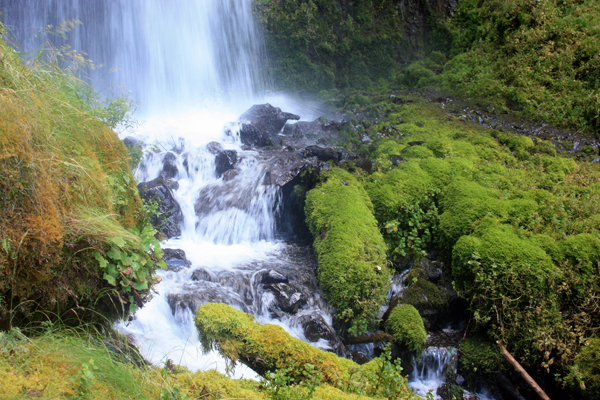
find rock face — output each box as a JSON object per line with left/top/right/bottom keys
{"left": 238, "top": 104, "right": 300, "bottom": 148}
{"left": 161, "top": 152, "right": 179, "bottom": 179}
{"left": 301, "top": 146, "right": 342, "bottom": 162}
{"left": 137, "top": 177, "right": 183, "bottom": 239}
{"left": 298, "top": 314, "right": 347, "bottom": 357}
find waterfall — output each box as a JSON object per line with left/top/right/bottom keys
{"left": 0, "top": 0, "right": 271, "bottom": 112}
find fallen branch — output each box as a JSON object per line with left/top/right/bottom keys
{"left": 496, "top": 341, "right": 551, "bottom": 400}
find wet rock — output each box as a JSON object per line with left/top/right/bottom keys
{"left": 137, "top": 177, "right": 183, "bottom": 238}
{"left": 265, "top": 282, "right": 306, "bottom": 314}
{"left": 239, "top": 103, "right": 300, "bottom": 136}
{"left": 215, "top": 150, "right": 237, "bottom": 176}
{"left": 222, "top": 168, "right": 240, "bottom": 181}
{"left": 207, "top": 141, "right": 223, "bottom": 155}
{"left": 354, "top": 157, "right": 372, "bottom": 172}
{"left": 261, "top": 269, "right": 288, "bottom": 284}
{"left": 298, "top": 314, "right": 347, "bottom": 357}
{"left": 418, "top": 259, "right": 444, "bottom": 283}
{"left": 408, "top": 141, "right": 426, "bottom": 146}
{"left": 390, "top": 155, "right": 404, "bottom": 165}
{"left": 162, "top": 248, "right": 191, "bottom": 272}
{"left": 191, "top": 268, "right": 215, "bottom": 282}
{"left": 161, "top": 152, "right": 179, "bottom": 179}
{"left": 239, "top": 123, "right": 271, "bottom": 147}
{"left": 350, "top": 351, "right": 371, "bottom": 365}
{"left": 301, "top": 146, "right": 342, "bottom": 162}
{"left": 263, "top": 154, "right": 311, "bottom": 187}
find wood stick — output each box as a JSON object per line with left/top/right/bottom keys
{"left": 496, "top": 340, "right": 551, "bottom": 400}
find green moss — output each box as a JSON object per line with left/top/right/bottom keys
{"left": 305, "top": 168, "right": 389, "bottom": 333}
{"left": 194, "top": 303, "right": 417, "bottom": 399}
{"left": 401, "top": 145, "right": 435, "bottom": 159}
{"left": 401, "top": 278, "right": 450, "bottom": 311}
{"left": 558, "top": 233, "right": 600, "bottom": 277}
{"left": 384, "top": 305, "right": 427, "bottom": 353}
{"left": 459, "top": 336, "right": 506, "bottom": 382}
{"left": 566, "top": 338, "right": 600, "bottom": 400}
{"left": 439, "top": 180, "right": 508, "bottom": 250}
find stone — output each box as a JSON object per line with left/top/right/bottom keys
{"left": 191, "top": 268, "right": 215, "bottom": 282}
{"left": 137, "top": 177, "right": 183, "bottom": 239}
{"left": 301, "top": 146, "right": 342, "bottom": 162}
{"left": 261, "top": 269, "right": 288, "bottom": 284}
{"left": 207, "top": 141, "right": 223, "bottom": 155}
{"left": 390, "top": 155, "right": 404, "bottom": 165}
{"left": 161, "top": 152, "right": 178, "bottom": 179}
{"left": 222, "top": 168, "right": 239, "bottom": 181}
{"left": 162, "top": 248, "right": 191, "bottom": 272}
{"left": 215, "top": 150, "right": 237, "bottom": 176}
{"left": 265, "top": 282, "right": 306, "bottom": 314}
{"left": 237, "top": 104, "right": 300, "bottom": 148}
{"left": 298, "top": 314, "right": 347, "bottom": 357}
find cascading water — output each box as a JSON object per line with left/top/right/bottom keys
{"left": 0, "top": 0, "right": 270, "bottom": 112}
{"left": 1, "top": 0, "right": 338, "bottom": 380}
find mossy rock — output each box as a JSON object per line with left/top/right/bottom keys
{"left": 384, "top": 304, "right": 427, "bottom": 353}
{"left": 305, "top": 168, "right": 390, "bottom": 332}
{"left": 401, "top": 278, "right": 450, "bottom": 311}
{"left": 452, "top": 219, "right": 556, "bottom": 292}
{"left": 459, "top": 336, "right": 506, "bottom": 383}
{"left": 566, "top": 338, "right": 600, "bottom": 400}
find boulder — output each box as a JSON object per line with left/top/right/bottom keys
{"left": 162, "top": 248, "right": 191, "bottom": 272}
{"left": 298, "top": 314, "right": 347, "bottom": 357}
{"left": 161, "top": 152, "right": 179, "bottom": 179}
{"left": 137, "top": 177, "right": 183, "bottom": 238}
{"left": 265, "top": 282, "right": 306, "bottom": 314}
{"left": 206, "top": 141, "right": 223, "bottom": 155}
{"left": 191, "top": 268, "right": 215, "bottom": 282}
{"left": 261, "top": 269, "right": 288, "bottom": 285}
{"left": 215, "top": 150, "right": 237, "bottom": 176}
{"left": 222, "top": 168, "right": 239, "bottom": 181}
{"left": 301, "top": 146, "right": 342, "bottom": 162}
{"left": 238, "top": 104, "right": 300, "bottom": 148}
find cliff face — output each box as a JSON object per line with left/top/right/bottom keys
{"left": 253, "top": 0, "right": 456, "bottom": 91}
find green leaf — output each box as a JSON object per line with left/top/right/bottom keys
{"left": 103, "top": 273, "right": 117, "bottom": 286}
{"left": 106, "top": 246, "right": 123, "bottom": 261}
{"left": 94, "top": 252, "right": 108, "bottom": 269}
{"left": 109, "top": 236, "right": 126, "bottom": 248}
{"left": 157, "top": 259, "right": 167, "bottom": 270}
{"left": 132, "top": 281, "right": 148, "bottom": 291}
{"left": 107, "top": 264, "right": 118, "bottom": 277}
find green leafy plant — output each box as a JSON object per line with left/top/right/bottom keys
{"left": 93, "top": 225, "right": 166, "bottom": 314}
{"left": 383, "top": 188, "right": 440, "bottom": 262}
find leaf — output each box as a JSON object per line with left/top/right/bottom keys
{"left": 106, "top": 246, "right": 123, "bottom": 261}
{"left": 94, "top": 252, "right": 108, "bottom": 269}
{"left": 158, "top": 259, "right": 167, "bottom": 270}
{"left": 132, "top": 281, "right": 148, "bottom": 291}
{"left": 107, "top": 264, "right": 118, "bottom": 277}
{"left": 103, "top": 273, "right": 117, "bottom": 286}
{"left": 109, "top": 236, "right": 126, "bottom": 248}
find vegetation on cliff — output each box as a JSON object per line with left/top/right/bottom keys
{"left": 0, "top": 26, "right": 164, "bottom": 328}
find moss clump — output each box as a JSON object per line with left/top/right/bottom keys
{"left": 305, "top": 168, "right": 390, "bottom": 333}
{"left": 566, "top": 338, "right": 600, "bottom": 400}
{"left": 401, "top": 278, "right": 449, "bottom": 311}
{"left": 384, "top": 305, "right": 427, "bottom": 353}
{"left": 194, "top": 303, "right": 417, "bottom": 399}
{"left": 459, "top": 336, "right": 506, "bottom": 384}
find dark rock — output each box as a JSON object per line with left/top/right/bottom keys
{"left": 215, "top": 150, "right": 237, "bottom": 176}
{"left": 137, "top": 178, "right": 183, "bottom": 238}
{"left": 302, "top": 146, "right": 342, "bottom": 162}
{"left": 161, "top": 152, "right": 179, "bottom": 179}
{"left": 505, "top": 100, "right": 524, "bottom": 111}
{"left": 408, "top": 141, "right": 426, "bottom": 146}
{"left": 350, "top": 351, "right": 371, "bottom": 365}
{"left": 418, "top": 259, "right": 444, "bottom": 283}
{"left": 263, "top": 154, "right": 311, "bottom": 187}
{"left": 355, "top": 157, "right": 372, "bottom": 172}
{"left": 123, "top": 136, "right": 144, "bottom": 150}
{"left": 239, "top": 103, "right": 300, "bottom": 136}
{"left": 207, "top": 141, "right": 223, "bottom": 154}
{"left": 191, "top": 268, "right": 215, "bottom": 282}
{"left": 298, "top": 314, "right": 347, "bottom": 357}
{"left": 390, "top": 155, "right": 404, "bottom": 165}
{"left": 265, "top": 282, "right": 306, "bottom": 314}
{"left": 261, "top": 269, "right": 288, "bottom": 284}
{"left": 162, "top": 248, "right": 191, "bottom": 272}
{"left": 239, "top": 123, "right": 271, "bottom": 147}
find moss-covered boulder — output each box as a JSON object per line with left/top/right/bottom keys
{"left": 384, "top": 305, "right": 427, "bottom": 353}
{"left": 305, "top": 168, "right": 390, "bottom": 333}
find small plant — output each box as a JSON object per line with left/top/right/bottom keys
{"left": 260, "top": 362, "right": 322, "bottom": 400}
{"left": 361, "top": 343, "right": 407, "bottom": 399}
{"left": 74, "top": 359, "right": 98, "bottom": 397}
{"left": 160, "top": 367, "right": 191, "bottom": 400}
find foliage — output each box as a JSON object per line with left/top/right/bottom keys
{"left": 459, "top": 336, "right": 507, "bottom": 384}
{"left": 304, "top": 168, "right": 390, "bottom": 334}
{"left": 565, "top": 338, "right": 600, "bottom": 400}
{"left": 384, "top": 304, "right": 427, "bottom": 353}
{"left": 0, "top": 23, "right": 155, "bottom": 327}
